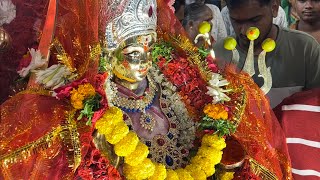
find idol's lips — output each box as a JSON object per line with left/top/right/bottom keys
{"left": 138, "top": 68, "right": 148, "bottom": 73}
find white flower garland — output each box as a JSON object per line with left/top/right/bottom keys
{"left": 206, "top": 73, "right": 231, "bottom": 104}
{"left": 36, "top": 64, "right": 77, "bottom": 90}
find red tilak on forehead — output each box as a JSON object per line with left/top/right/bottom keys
{"left": 144, "top": 45, "right": 149, "bottom": 52}
{"left": 122, "top": 60, "right": 130, "bottom": 69}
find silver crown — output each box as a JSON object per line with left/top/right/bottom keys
{"left": 105, "top": 0, "right": 157, "bottom": 50}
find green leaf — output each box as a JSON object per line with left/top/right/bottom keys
{"left": 77, "top": 93, "right": 102, "bottom": 126}
{"left": 99, "top": 55, "right": 108, "bottom": 73}
{"left": 198, "top": 115, "right": 237, "bottom": 137}
{"left": 151, "top": 42, "right": 174, "bottom": 63}
{"left": 198, "top": 47, "right": 210, "bottom": 59}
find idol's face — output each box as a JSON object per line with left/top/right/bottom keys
{"left": 112, "top": 33, "right": 156, "bottom": 83}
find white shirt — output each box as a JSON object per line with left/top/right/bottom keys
{"left": 206, "top": 4, "right": 228, "bottom": 41}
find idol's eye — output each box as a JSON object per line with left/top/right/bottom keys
{"left": 125, "top": 51, "right": 141, "bottom": 57}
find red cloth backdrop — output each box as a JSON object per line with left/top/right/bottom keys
{"left": 274, "top": 88, "right": 320, "bottom": 180}
{"left": 0, "top": 0, "right": 49, "bottom": 104}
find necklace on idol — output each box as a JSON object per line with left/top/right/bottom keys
{"left": 111, "top": 75, "right": 157, "bottom": 132}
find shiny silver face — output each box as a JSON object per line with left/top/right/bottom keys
{"left": 112, "top": 33, "right": 156, "bottom": 82}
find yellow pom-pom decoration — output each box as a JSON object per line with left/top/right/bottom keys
{"left": 185, "top": 164, "right": 207, "bottom": 180}
{"left": 201, "top": 134, "right": 226, "bottom": 150}
{"left": 148, "top": 163, "right": 167, "bottom": 180}
{"left": 246, "top": 27, "right": 260, "bottom": 41}
{"left": 224, "top": 37, "right": 237, "bottom": 50}
{"left": 208, "top": 150, "right": 223, "bottom": 165}
{"left": 262, "top": 38, "right": 276, "bottom": 52}
{"left": 220, "top": 172, "right": 235, "bottom": 180}
{"left": 123, "top": 158, "right": 156, "bottom": 180}
{"left": 95, "top": 107, "right": 123, "bottom": 136}
{"left": 114, "top": 131, "right": 139, "bottom": 157}
{"left": 175, "top": 169, "right": 193, "bottom": 180}
{"left": 198, "top": 21, "right": 211, "bottom": 34}
{"left": 125, "top": 142, "right": 149, "bottom": 166}
{"left": 166, "top": 169, "right": 179, "bottom": 180}
{"left": 105, "top": 121, "right": 129, "bottom": 144}
{"left": 197, "top": 146, "right": 223, "bottom": 164}
{"left": 191, "top": 156, "right": 216, "bottom": 176}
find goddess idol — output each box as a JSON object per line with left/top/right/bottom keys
{"left": 0, "top": 0, "right": 291, "bottom": 179}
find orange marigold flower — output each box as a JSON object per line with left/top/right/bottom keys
{"left": 70, "top": 91, "right": 84, "bottom": 109}
{"left": 203, "top": 104, "right": 228, "bottom": 120}
{"left": 78, "top": 83, "right": 96, "bottom": 97}
{"left": 72, "top": 100, "right": 84, "bottom": 109}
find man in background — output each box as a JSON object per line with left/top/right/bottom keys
{"left": 221, "top": 0, "right": 288, "bottom": 36}
{"left": 291, "top": 0, "right": 320, "bottom": 43}
{"left": 213, "top": 0, "right": 320, "bottom": 108}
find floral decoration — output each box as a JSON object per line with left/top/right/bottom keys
{"left": 53, "top": 73, "right": 109, "bottom": 126}
{"left": 75, "top": 142, "right": 121, "bottom": 180}
{"left": 17, "top": 48, "right": 46, "bottom": 77}
{"left": 157, "top": 55, "right": 212, "bottom": 117}
{"left": 153, "top": 42, "right": 237, "bottom": 138}
{"left": 203, "top": 104, "right": 228, "bottom": 120}
{"left": 17, "top": 51, "right": 32, "bottom": 73}
{"left": 95, "top": 106, "right": 226, "bottom": 180}
{"left": 36, "top": 64, "right": 77, "bottom": 89}
{"left": 0, "top": 0, "right": 16, "bottom": 26}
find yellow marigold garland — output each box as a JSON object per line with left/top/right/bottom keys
{"left": 114, "top": 131, "right": 139, "bottom": 156}
{"left": 123, "top": 158, "right": 156, "bottom": 179}
{"left": 201, "top": 134, "right": 227, "bottom": 150}
{"left": 166, "top": 169, "right": 179, "bottom": 180}
{"left": 175, "top": 169, "right": 193, "bottom": 180}
{"left": 95, "top": 107, "right": 226, "bottom": 180}
{"left": 105, "top": 121, "right": 129, "bottom": 144}
{"left": 124, "top": 142, "right": 149, "bottom": 166}
{"left": 185, "top": 164, "right": 207, "bottom": 180}
{"left": 219, "top": 172, "right": 235, "bottom": 180}
{"left": 149, "top": 163, "right": 167, "bottom": 180}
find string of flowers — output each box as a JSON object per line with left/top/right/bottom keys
{"left": 95, "top": 106, "right": 226, "bottom": 180}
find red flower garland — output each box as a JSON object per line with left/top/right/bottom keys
{"left": 158, "top": 55, "right": 212, "bottom": 119}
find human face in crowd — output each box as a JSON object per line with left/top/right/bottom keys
{"left": 228, "top": 0, "right": 279, "bottom": 49}
{"left": 295, "top": 0, "right": 320, "bottom": 23}
{"left": 185, "top": 5, "right": 213, "bottom": 43}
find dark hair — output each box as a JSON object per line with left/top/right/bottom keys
{"left": 173, "top": 0, "right": 185, "bottom": 12}
{"left": 225, "top": 0, "right": 272, "bottom": 9}
{"left": 182, "top": 1, "right": 208, "bottom": 26}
